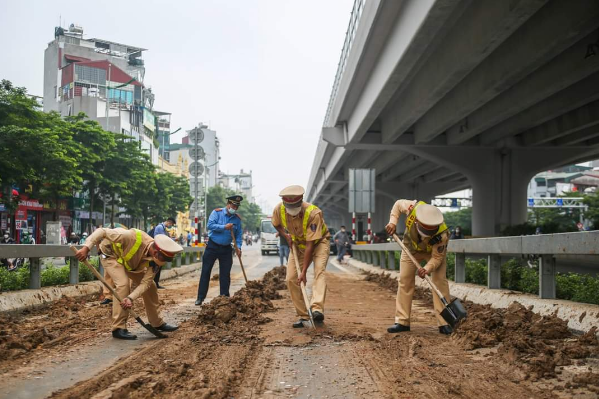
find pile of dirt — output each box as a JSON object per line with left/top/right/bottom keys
{"left": 0, "top": 295, "right": 106, "bottom": 363}
{"left": 211, "top": 273, "right": 219, "bottom": 281}
{"left": 453, "top": 301, "right": 599, "bottom": 379}
{"left": 363, "top": 271, "right": 397, "bottom": 291}
{"left": 362, "top": 271, "right": 432, "bottom": 302}
{"left": 51, "top": 267, "right": 288, "bottom": 399}
{"left": 261, "top": 265, "right": 287, "bottom": 290}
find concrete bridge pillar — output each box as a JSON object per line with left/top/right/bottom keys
{"left": 400, "top": 146, "right": 589, "bottom": 236}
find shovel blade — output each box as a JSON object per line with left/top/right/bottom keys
{"left": 134, "top": 317, "right": 167, "bottom": 338}
{"left": 440, "top": 298, "right": 467, "bottom": 328}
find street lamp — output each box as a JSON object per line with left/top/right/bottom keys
{"left": 161, "top": 127, "right": 182, "bottom": 168}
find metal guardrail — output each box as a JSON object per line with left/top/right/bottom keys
{"left": 0, "top": 245, "right": 204, "bottom": 290}
{"left": 323, "top": 0, "right": 365, "bottom": 126}
{"left": 351, "top": 231, "right": 599, "bottom": 299}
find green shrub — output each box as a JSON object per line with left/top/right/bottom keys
{"left": 0, "top": 266, "right": 30, "bottom": 291}
{"left": 41, "top": 264, "right": 70, "bottom": 286}
{"left": 78, "top": 257, "right": 99, "bottom": 282}
{"left": 556, "top": 273, "right": 599, "bottom": 305}
{"left": 499, "top": 258, "right": 538, "bottom": 294}
{"left": 446, "top": 255, "right": 455, "bottom": 281}
{"left": 465, "top": 258, "right": 487, "bottom": 285}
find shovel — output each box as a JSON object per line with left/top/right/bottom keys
{"left": 230, "top": 230, "right": 248, "bottom": 283}
{"left": 69, "top": 246, "right": 167, "bottom": 338}
{"left": 391, "top": 234, "right": 467, "bottom": 328}
{"left": 291, "top": 243, "right": 316, "bottom": 329}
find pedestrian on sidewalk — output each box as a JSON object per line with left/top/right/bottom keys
{"left": 75, "top": 228, "right": 182, "bottom": 340}
{"left": 385, "top": 200, "right": 453, "bottom": 335}
{"left": 333, "top": 226, "right": 350, "bottom": 264}
{"left": 195, "top": 195, "right": 243, "bottom": 306}
{"left": 150, "top": 217, "right": 176, "bottom": 289}
{"left": 450, "top": 226, "right": 464, "bottom": 240}
{"left": 68, "top": 232, "right": 80, "bottom": 245}
{"left": 272, "top": 185, "right": 331, "bottom": 328}
{"left": 276, "top": 230, "right": 290, "bottom": 266}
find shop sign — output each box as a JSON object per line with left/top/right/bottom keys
{"left": 19, "top": 199, "right": 44, "bottom": 210}
{"left": 0, "top": 204, "right": 5, "bottom": 212}
{"left": 15, "top": 220, "right": 28, "bottom": 230}
{"left": 15, "top": 209, "right": 27, "bottom": 220}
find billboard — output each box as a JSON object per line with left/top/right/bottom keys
{"left": 348, "top": 168, "right": 375, "bottom": 213}
{"left": 143, "top": 108, "right": 156, "bottom": 132}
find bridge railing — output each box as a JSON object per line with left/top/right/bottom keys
{"left": 323, "top": 0, "right": 365, "bottom": 126}
{"left": 0, "top": 245, "right": 204, "bottom": 290}
{"left": 350, "top": 231, "right": 599, "bottom": 299}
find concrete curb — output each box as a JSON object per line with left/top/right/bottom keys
{"left": 344, "top": 258, "right": 599, "bottom": 334}
{"left": 0, "top": 263, "right": 202, "bottom": 313}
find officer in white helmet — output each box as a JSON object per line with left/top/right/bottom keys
{"left": 385, "top": 200, "right": 453, "bottom": 335}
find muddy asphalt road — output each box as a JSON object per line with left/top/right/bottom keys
{"left": 2, "top": 247, "right": 599, "bottom": 398}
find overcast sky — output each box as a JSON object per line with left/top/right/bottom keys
{"left": 0, "top": 0, "right": 354, "bottom": 212}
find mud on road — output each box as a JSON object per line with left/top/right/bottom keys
{"left": 50, "top": 266, "right": 287, "bottom": 399}
{"left": 7, "top": 265, "right": 599, "bottom": 398}
{"left": 0, "top": 272, "right": 199, "bottom": 377}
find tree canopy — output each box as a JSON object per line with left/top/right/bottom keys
{"left": 0, "top": 79, "right": 192, "bottom": 229}
{"left": 205, "top": 185, "right": 264, "bottom": 232}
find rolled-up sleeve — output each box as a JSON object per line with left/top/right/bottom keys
{"left": 84, "top": 228, "right": 127, "bottom": 250}
{"left": 388, "top": 199, "right": 418, "bottom": 225}
{"left": 128, "top": 266, "right": 155, "bottom": 300}
{"left": 271, "top": 205, "right": 281, "bottom": 228}
{"left": 424, "top": 234, "right": 449, "bottom": 273}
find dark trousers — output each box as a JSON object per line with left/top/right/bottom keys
{"left": 153, "top": 266, "right": 162, "bottom": 287}
{"left": 196, "top": 240, "right": 233, "bottom": 301}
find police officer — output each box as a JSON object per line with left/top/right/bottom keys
{"left": 272, "top": 185, "right": 330, "bottom": 328}
{"left": 75, "top": 228, "right": 182, "bottom": 340}
{"left": 195, "top": 195, "right": 243, "bottom": 306}
{"left": 385, "top": 200, "right": 453, "bottom": 335}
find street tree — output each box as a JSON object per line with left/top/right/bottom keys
{"left": 67, "top": 114, "right": 116, "bottom": 231}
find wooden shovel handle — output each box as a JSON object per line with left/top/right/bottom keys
{"left": 291, "top": 243, "right": 315, "bottom": 328}
{"left": 391, "top": 234, "right": 448, "bottom": 304}
{"left": 69, "top": 246, "right": 140, "bottom": 318}
{"left": 230, "top": 230, "right": 248, "bottom": 283}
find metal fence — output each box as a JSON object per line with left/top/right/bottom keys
{"left": 350, "top": 231, "right": 599, "bottom": 299}
{"left": 0, "top": 245, "right": 204, "bottom": 290}
{"left": 323, "top": 0, "right": 365, "bottom": 126}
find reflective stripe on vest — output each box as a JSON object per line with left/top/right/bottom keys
{"left": 111, "top": 229, "right": 143, "bottom": 271}
{"left": 280, "top": 204, "right": 328, "bottom": 249}
{"left": 405, "top": 201, "right": 448, "bottom": 253}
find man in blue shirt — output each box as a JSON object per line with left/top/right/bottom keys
{"left": 195, "top": 195, "right": 243, "bottom": 306}
{"left": 152, "top": 217, "right": 176, "bottom": 289}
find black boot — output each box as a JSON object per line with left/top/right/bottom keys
{"left": 100, "top": 298, "right": 113, "bottom": 305}
{"left": 293, "top": 319, "right": 308, "bottom": 328}
{"left": 312, "top": 311, "right": 325, "bottom": 322}
{"left": 387, "top": 323, "right": 410, "bottom": 333}
{"left": 156, "top": 323, "right": 179, "bottom": 332}
{"left": 439, "top": 325, "right": 453, "bottom": 335}
{"left": 195, "top": 299, "right": 203, "bottom": 306}
{"left": 112, "top": 328, "right": 137, "bottom": 340}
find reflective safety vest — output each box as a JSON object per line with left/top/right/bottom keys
{"left": 280, "top": 204, "right": 328, "bottom": 249}
{"left": 405, "top": 201, "right": 448, "bottom": 253}
{"left": 111, "top": 229, "right": 143, "bottom": 271}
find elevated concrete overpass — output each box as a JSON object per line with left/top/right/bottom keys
{"left": 307, "top": 0, "right": 599, "bottom": 236}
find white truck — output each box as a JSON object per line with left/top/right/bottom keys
{"left": 260, "top": 217, "right": 278, "bottom": 256}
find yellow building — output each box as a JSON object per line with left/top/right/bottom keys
{"left": 158, "top": 154, "right": 192, "bottom": 238}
